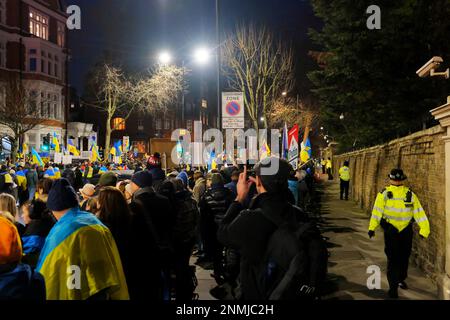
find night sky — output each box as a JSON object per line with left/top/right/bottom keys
{"left": 66, "top": 0, "right": 321, "bottom": 95}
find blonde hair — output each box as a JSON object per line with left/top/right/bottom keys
{"left": 0, "top": 211, "right": 15, "bottom": 223}
{"left": 0, "top": 194, "right": 18, "bottom": 219}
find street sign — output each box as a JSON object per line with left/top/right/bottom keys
{"left": 222, "top": 92, "right": 245, "bottom": 129}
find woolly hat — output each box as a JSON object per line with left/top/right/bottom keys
{"left": 131, "top": 170, "right": 153, "bottom": 188}
{"left": 47, "top": 178, "right": 79, "bottom": 211}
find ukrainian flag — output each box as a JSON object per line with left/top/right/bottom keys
{"left": 15, "top": 170, "right": 27, "bottom": 190}
{"left": 23, "top": 143, "right": 29, "bottom": 156}
{"left": 300, "top": 138, "right": 312, "bottom": 163}
{"left": 31, "top": 148, "right": 44, "bottom": 167}
{"left": 44, "top": 168, "right": 56, "bottom": 179}
{"left": 114, "top": 141, "right": 123, "bottom": 157}
{"left": 51, "top": 133, "right": 60, "bottom": 153}
{"left": 90, "top": 143, "right": 101, "bottom": 162}
{"left": 36, "top": 208, "right": 129, "bottom": 300}
{"left": 260, "top": 141, "right": 271, "bottom": 160}
{"left": 68, "top": 139, "right": 80, "bottom": 156}
{"left": 54, "top": 167, "right": 61, "bottom": 179}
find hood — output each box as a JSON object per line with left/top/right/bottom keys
{"left": 176, "top": 171, "right": 189, "bottom": 187}
{"left": 0, "top": 264, "right": 35, "bottom": 299}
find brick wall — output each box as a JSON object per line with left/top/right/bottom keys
{"left": 333, "top": 125, "right": 446, "bottom": 282}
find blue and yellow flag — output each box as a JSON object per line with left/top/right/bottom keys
{"left": 31, "top": 148, "right": 44, "bottom": 167}
{"left": 36, "top": 208, "right": 129, "bottom": 300}
{"left": 300, "top": 138, "right": 312, "bottom": 163}
{"left": 114, "top": 141, "right": 123, "bottom": 157}
{"left": 15, "top": 170, "right": 27, "bottom": 190}
{"left": 260, "top": 141, "right": 271, "bottom": 160}
{"left": 90, "top": 143, "right": 101, "bottom": 163}
{"left": 51, "top": 133, "right": 60, "bottom": 153}
{"left": 44, "top": 167, "right": 56, "bottom": 179}
{"left": 68, "top": 139, "right": 80, "bottom": 156}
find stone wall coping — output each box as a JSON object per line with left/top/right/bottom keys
{"left": 431, "top": 103, "right": 450, "bottom": 128}
{"left": 335, "top": 125, "right": 445, "bottom": 158}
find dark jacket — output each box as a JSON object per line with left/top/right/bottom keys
{"left": 21, "top": 199, "right": 56, "bottom": 268}
{"left": 0, "top": 263, "right": 46, "bottom": 300}
{"left": 130, "top": 187, "right": 175, "bottom": 256}
{"left": 217, "top": 192, "right": 309, "bottom": 300}
{"left": 149, "top": 168, "right": 166, "bottom": 193}
{"left": 62, "top": 168, "right": 76, "bottom": 188}
{"left": 200, "top": 184, "right": 235, "bottom": 226}
{"left": 25, "top": 170, "right": 38, "bottom": 188}
{"left": 171, "top": 189, "right": 198, "bottom": 244}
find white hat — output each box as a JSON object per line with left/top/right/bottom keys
{"left": 79, "top": 184, "right": 96, "bottom": 197}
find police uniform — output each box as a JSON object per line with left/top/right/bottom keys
{"left": 338, "top": 163, "right": 350, "bottom": 200}
{"left": 368, "top": 169, "right": 430, "bottom": 298}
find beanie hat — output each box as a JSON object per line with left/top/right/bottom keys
{"left": 254, "top": 156, "right": 291, "bottom": 194}
{"left": 47, "top": 178, "right": 79, "bottom": 211}
{"left": 0, "top": 216, "right": 22, "bottom": 264}
{"left": 98, "top": 172, "right": 118, "bottom": 187}
{"left": 211, "top": 173, "right": 224, "bottom": 186}
{"left": 176, "top": 171, "right": 189, "bottom": 187}
{"left": 132, "top": 170, "right": 153, "bottom": 188}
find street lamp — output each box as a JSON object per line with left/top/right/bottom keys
{"left": 194, "top": 47, "right": 211, "bottom": 65}
{"left": 340, "top": 113, "right": 345, "bottom": 120}
{"left": 158, "top": 51, "right": 172, "bottom": 65}
{"left": 320, "top": 126, "right": 324, "bottom": 130}
{"left": 282, "top": 91, "right": 287, "bottom": 97}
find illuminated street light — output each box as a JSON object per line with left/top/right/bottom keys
{"left": 340, "top": 113, "right": 345, "bottom": 120}
{"left": 320, "top": 126, "right": 324, "bottom": 130}
{"left": 282, "top": 91, "right": 287, "bottom": 97}
{"left": 194, "top": 47, "right": 211, "bottom": 65}
{"left": 158, "top": 51, "right": 172, "bottom": 65}
{"left": 260, "top": 117, "right": 265, "bottom": 122}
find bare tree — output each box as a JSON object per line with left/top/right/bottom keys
{"left": 0, "top": 75, "right": 46, "bottom": 162}
{"left": 222, "top": 24, "right": 295, "bottom": 130}
{"left": 268, "top": 97, "right": 320, "bottom": 143}
{"left": 85, "top": 64, "right": 186, "bottom": 157}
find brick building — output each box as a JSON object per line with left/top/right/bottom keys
{"left": 0, "top": 0, "right": 69, "bottom": 151}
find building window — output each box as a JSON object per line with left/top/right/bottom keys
{"left": 57, "top": 22, "right": 65, "bottom": 47}
{"left": 0, "top": 41, "right": 5, "bottom": 68}
{"left": 53, "top": 95, "right": 58, "bottom": 119}
{"left": 137, "top": 120, "right": 144, "bottom": 131}
{"left": 164, "top": 118, "right": 171, "bottom": 130}
{"left": 0, "top": 0, "right": 6, "bottom": 25}
{"left": 48, "top": 61, "right": 51, "bottom": 75}
{"left": 155, "top": 118, "right": 162, "bottom": 130}
{"left": 29, "top": 9, "right": 49, "bottom": 40}
{"left": 29, "top": 58, "right": 37, "bottom": 72}
{"left": 47, "top": 93, "right": 51, "bottom": 118}
{"left": 112, "top": 118, "right": 126, "bottom": 131}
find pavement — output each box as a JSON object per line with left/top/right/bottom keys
{"left": 192, "top": 178, "right": 438, "bottom": 300}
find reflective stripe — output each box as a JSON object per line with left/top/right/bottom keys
{"left": 415, "top": 217, "right": 428, "bottom": 223}
{"left": 373, "top": 206, "right": 384, "bottom": 213}
{"left": 371, "top": 215, "right": 381, "bottom": 221}
{"left": 384, "top": 206, "right": 412, "bottom": 213}
{"left": 383, "top": 214, "right": 412, "bottom": 222}
{"left": 412, "top": 208, "right": 425, "bottom": 214}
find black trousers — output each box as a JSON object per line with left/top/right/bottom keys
{"left": 174, "top": 239, "right": 196, "bottom": 301}
{"left": 340, "top": 180, "right": 349, "bottom": 200}
{"left": 327, "top": 168, "right": 333, "bottom": 180}
{"left": 322, "top": 166, "right": 326, "bottom": 174}
{"left": 382, "top": 221, "right": 413, "bottom": 289}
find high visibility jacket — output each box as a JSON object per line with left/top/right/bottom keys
{"left": 86, "top": 167, "right": 94, "bottom": 179}
{"left": 339, "top": 166, "right": 350, "bottom": 181}
{"left": 321, "top": 160, "right": 326, "bottom": 166}
{"left": 326, "top": 160, "right": 332, "bottom": 169}
{"left": 369, "top": 185, "right": 430, "bottom": 238}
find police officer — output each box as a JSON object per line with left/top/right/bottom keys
{"left": 368, "top": 169, "right": 430, "bottom": 299}
{"left": 338, "top": 161, "right": 350, "bottom": 200}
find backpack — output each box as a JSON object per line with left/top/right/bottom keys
{"left": 259, "top": 205, "right": 328, "bottom": 300}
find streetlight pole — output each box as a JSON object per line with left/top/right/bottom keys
{"left": 216, "top": 0, "right": 221, "bottom": 130}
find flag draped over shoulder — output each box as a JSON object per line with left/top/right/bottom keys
{"left": 36, "top": 208, "right": 129, "bottom": 300}
{"left": 31, "top": 148, "right": 44, "bottom": 167}
{"left": 90, "top": 143, "right": 101, "bottom": 163}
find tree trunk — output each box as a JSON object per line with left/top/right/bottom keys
{"left": 104, "top": 119, "right": 112, "bottom": 162}
{"left": 11, "top": 136, "right": 19, "bottom": 163}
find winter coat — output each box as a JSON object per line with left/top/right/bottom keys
{"left": 21, "top": 199, "right": 56, "bottom": 268}
{"left": 171, "top": 189, "right": 199, "bottom": 244}
{"left": 192, "top": 177, "right": 206, "bottom": 204}
{"left": 0, "top": 263, "right": 45, "bottom": 300}
{"left": 288, "top": 179, "right": 299, "bottom": 206}
{"left": 200, "top": 184, "right": 235, "bottom": 226}
{"left": 217, "top": 192, "right": 309, "bottom": 300}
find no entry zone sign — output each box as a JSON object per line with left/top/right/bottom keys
{"left": 222, "top": 92, "right": 245, "bottom": 129}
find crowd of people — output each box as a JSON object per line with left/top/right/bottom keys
{"left": 0, "top": 153, "right": 327, "bottom": 301}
